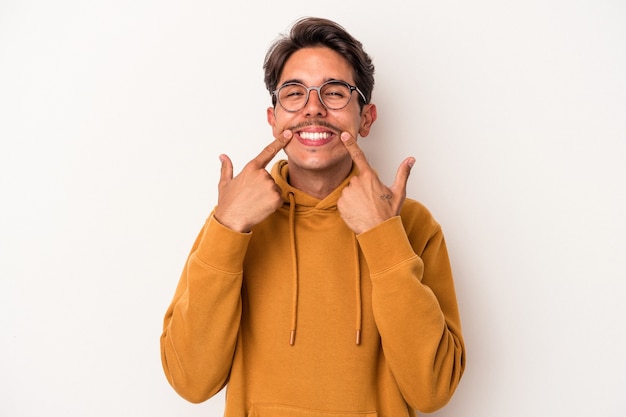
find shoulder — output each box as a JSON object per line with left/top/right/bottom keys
{"left": 401, "top": 198, "right": 440, "bottom": 228}
{"left": 400, "top": 198, "right": 444, "bottom": 247}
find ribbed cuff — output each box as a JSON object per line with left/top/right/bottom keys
{"left": 356, "top": 216, "right": 418, "bottom": 275}
{"left": 194, "top": 215, "right": 252, "bottom": 274}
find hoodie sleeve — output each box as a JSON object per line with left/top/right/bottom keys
{"left": 356, "top": 204, "right": 466, "bottom": 413}
{"left": 160, "top": 214, "right": 251, "bottom": 403}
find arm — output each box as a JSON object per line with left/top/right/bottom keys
{"left": 160, "top": 215, "right": 250, "bottom": 403}
{"left": 337, "top": 133, "right": 464, "bottom": 411}
{"left": 357, "top": 212, "right": 465, "bottom": 413}
{"left": 161, "top": 134, "right": 292, "bottom": 402}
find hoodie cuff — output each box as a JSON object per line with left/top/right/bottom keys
{"left": 194, "top": 215, "right": 252, "bottom": 274}
{"left": 356, "top": 216, "right": 418, "bottom": 275}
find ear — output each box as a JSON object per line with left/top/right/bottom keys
{"left": 267, "top": 106, "right": 283, "bottom": 137}
{"left": 358, "top": 104, "right": 377, "bottom": 137}
{"left": 267, "top": 106, "right": 276, "bottom": 127}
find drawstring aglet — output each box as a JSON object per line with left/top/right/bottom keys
{"left": 290, "top": 330, "right": 296, "bottom": 346}
{"left": 355, "top": 330, "right": 361, "bottom": 345}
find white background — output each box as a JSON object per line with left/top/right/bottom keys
{"left": 1, "top": 1, "right": 625, "bottom": 416}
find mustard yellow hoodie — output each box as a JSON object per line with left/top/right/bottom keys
{"left": 161, "top": 160, "right": 465, "bottom": 417}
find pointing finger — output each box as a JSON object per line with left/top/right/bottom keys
{"left": 340, "top": 131, "right": 371, "bottom": 172}
{"left": 250, "top": 130, "right": 293, "bottom": 169}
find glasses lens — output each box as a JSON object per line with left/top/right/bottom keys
{"left": 277, "top": 84, "right": 308, "bottom": 112}
{"left": 277, "top": 82, "right": 354, "bottom": 111}
{"left": 320, "top": 81, "right": 352, "bottom": 110}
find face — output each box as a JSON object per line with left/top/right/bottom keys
{"left": 267, "top": 46, "right": 377, "bottom": 175}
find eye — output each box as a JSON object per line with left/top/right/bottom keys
{"left": 285, "top": 90, "right": 304, "bottom": 98}
{"left": 325, "top": 90, "right": 345, "bottom": 97}
{"left": 322, "top": 82, "right": 350, "bottom": 100}
{"left": 279, "top": 84, "right": 306, "bottom": 99}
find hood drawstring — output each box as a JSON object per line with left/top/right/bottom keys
{"left": 288, "top": 192, "right": 299, "bottom": 346}
{"left": 353, "top": 236, "right": 363, "bottom": 345}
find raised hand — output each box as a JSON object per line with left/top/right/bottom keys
{"left": 214, "top": 131, "right": 292, "bottom": 232}
{"left": 337, "top": 132, "right": 415, "bottom": 234}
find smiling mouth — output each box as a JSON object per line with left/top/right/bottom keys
{"left": 298, "top": 131, "right": 333, "bottom": 141}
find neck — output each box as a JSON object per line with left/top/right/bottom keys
{"left": 287, "top": 161, "right": 353, "bottom": 200}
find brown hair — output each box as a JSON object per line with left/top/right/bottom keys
{"left": 263, "top": 17, "right": 375, "bottom": 109}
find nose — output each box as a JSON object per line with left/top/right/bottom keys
{"left": 304, "top": 87, "right": 327, "bottom": 116}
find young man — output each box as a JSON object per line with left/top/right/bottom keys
{"left": 161, "top": 17, "right": 465, "bottom": 417}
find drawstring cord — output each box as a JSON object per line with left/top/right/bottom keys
{"left": 288, "top": 192, "right": 298, "bottom": 346}
{"left": 353, "top": 236, "right": 362, "bottom": 345}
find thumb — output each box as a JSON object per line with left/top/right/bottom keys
{"left": 219, "top": 154, "right": 234, "bottom": 185}
{"left": 391, "top": 157, "right": 415, "bottom": 195}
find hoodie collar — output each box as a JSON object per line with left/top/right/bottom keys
{"left": 270, "top": 160, "right": 358, "bottom": 210}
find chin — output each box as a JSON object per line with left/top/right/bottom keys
{"left": 291, "top": 158, "right": 327, "bottom": 170}
{"left": 290, "top": 155, "right": 350, "bottom": 173}
{"left": 285, "top": 147, "right": 351, "bottom": 170}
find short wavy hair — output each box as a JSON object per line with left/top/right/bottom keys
{"left": 263, "top": 17, "right": 375, "bottom": 109}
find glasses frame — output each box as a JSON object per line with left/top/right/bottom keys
{"left": 272, "top": 80, "right": 367, "bottom": 112}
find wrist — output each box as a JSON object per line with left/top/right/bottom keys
{"left": 213, "top": 213, "right": 250, "bottom": 233}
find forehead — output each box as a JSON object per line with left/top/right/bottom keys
{"left": 279, "top": 46, "right": 355, "bottom": 85}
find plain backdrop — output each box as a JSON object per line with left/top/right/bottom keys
{"left": 1, "top": 1, "right": 625, "bottom": 416}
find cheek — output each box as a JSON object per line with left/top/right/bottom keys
{"left": 271, "top": 122, "right": 281, "bottom": 137}
{"left": 275, "top": 116, "right": 305, "bottom": 139}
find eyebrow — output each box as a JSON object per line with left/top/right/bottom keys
{"left": 279, "top": 78, "right": 304, "bottom": 86}
{"left": 278, "top": 78, "right": 346, "bottom": 87}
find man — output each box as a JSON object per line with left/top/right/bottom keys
{"left": 161, "top": 17, "right": 465, "bottom": 417}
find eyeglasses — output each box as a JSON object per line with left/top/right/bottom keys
{"left": 272, "top": 80, "right": 366, "bottom": 112}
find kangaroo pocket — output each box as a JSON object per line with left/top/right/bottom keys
{"left": 249, "top": 404, "right": 377, "bottom": 417}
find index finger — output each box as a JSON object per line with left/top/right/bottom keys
{"left": 250, "top": 131, "right": 292, "bottom": 169}
{"left": 340, "top": 131, "right": 372, "bottom": 172}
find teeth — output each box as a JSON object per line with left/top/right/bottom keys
{"left": 299, "top": 131, "right": 331, "bottom": 140}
